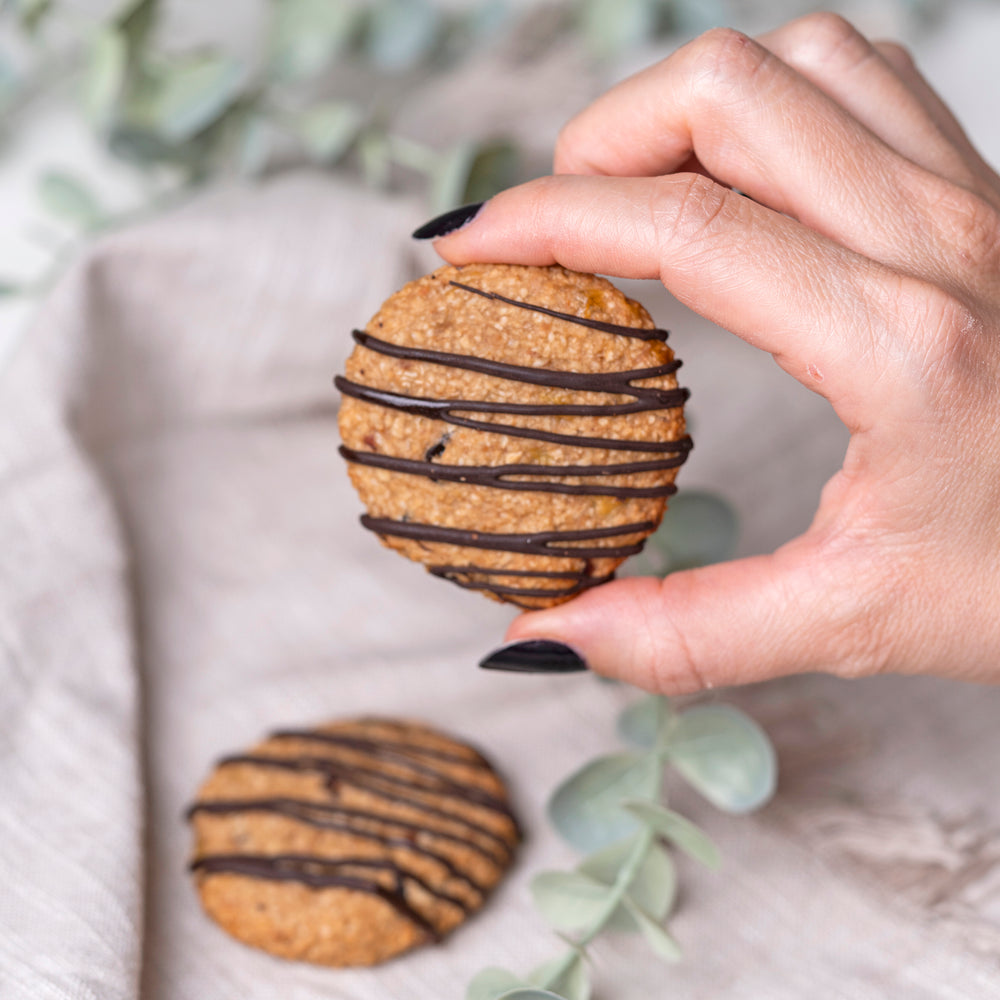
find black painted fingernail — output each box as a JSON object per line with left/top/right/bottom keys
{"left": 412, "top": 202, "right": 484, "bottom": 240}
{"left": 479, "top": 640, "right": 588, "bottom": 674}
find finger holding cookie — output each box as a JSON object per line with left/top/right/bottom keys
{"left": 419, "top": 17, "right": 1000, "bottom": 691}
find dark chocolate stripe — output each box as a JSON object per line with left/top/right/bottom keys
{"left": 361, "top": 516, "right": 655, "bottom": 559}
{"left": 266, "top": 730, "right": 512, "bottom": 815}
{"left": 337, "top": 279, "right": 690, "bottom": 600}
{"left": 336, "top": 378, "right": 689, "bottom": 453}
{"left": 449, "top": 280, "right": 670, "bottom": 341}
{"left": 187, "top": 797, "right": 494, "bottom": 888}
{"left": 270, "top": 730, "right": 485, "bottom": 767}
{"left": 219, "top": 753, "right": 515, "bottom": 856}
{"left": 340, "top": 446, "right": 684, "bottom": 498}
{"left": 430, "top": 565, "right": 613, "bottom": 604}
{"left": 189, "top": 854, "right": 445, "bottom": 938}
{"left": 349, "top": 330, "right": 685, "bottom": 403}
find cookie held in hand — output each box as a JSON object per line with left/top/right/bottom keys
{"left": 336, "top": 264, "right": 690, "bottom": 608}
{"left": 187, "top": 717, "right": 520, "bottom": 967}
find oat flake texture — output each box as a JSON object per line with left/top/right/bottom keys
{"left": 336, "top": 263, "right": 690, "bottom": 608}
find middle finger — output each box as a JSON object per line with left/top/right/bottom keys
{"left": 554, "top": 29, "right": 947, "bottom": 274}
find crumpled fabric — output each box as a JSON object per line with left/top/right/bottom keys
{"left": 1, "top": 172, "right": 998, "bottom": 1000}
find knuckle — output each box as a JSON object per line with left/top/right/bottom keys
{"left": 874, "top": 273, "right": 984, "bottom": 381}
{"left": 874, "top": 39, "right": 916, "bottom": 74}
{"left": 781, "top": 11, "right": 872, "bottom": 72}
{"left": 652, "top": 173, "right": 734, "bottom": 259}
{"left": 553, "top": 118, "right": 590, "bottom": 174}
{"left": 685, "top": 27, "right": 772, "bottom": 101}
{"left": 933, "top": 185, "right": 1000, "bottom": 269}
{"left": 812, "top": 535, "right": 901, "bottom": 679}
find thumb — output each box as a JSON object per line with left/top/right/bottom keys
{"left": 499, "top": 538, "right": 874, "bottom": 692}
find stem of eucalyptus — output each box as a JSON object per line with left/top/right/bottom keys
{"left": 537, "top": 786, "right": 663, "bottom": 991}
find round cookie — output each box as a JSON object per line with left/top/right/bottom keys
{"left": 187, "top": 717, "right": 520, "bottom": 967}
{"left": 336, "top": 263, "right": 690, "bottom": 609}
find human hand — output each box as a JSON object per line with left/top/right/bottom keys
{"left": 416, "top": 14, "right": 1000, "bottom": 693}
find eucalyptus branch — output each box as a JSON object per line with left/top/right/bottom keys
{"left": 467, "top": 690, "right": 776, "bottom": 1000}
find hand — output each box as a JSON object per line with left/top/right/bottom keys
{"left": 425, "top": 14, "right": 1000, "bottom": 693}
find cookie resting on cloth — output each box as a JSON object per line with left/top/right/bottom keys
{"left": 336, "top": 263, "right": 690, "bottom": 609}
{"left": 186, "top": 717, "right": 521, "bottom": 967}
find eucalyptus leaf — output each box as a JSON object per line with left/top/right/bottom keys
{"left": 529, "top": 951, "right": 591, "bottom": 1000}
{"left": 668, "top": 705, "right": 777, "bottom": 814}
{"left": 577, "top": 835, "right": 676, "bottom": 930}
{"left": 153, "top": 54, "right": 246, "bottom": 143}
{"left": 357, "top": 130, "right": 391, "bottom": 188}
{"left": 84, "top": 27, "right": 127, "bottom": 129}
{"left": 466, "top": 966, "right": 530, "bottom": 1000}
{"left": 366, "top": 0, "right": 442, "bottom": 72}
{"left": 549, "top": 752, "right": 661, "bottom": 852}
{"left": 659, "top": 491, "right": 740, "bottom": 571}
{"left": 622, "top": 898, "right": 683, "bottom": 962}
{"left": 462, "top": 0, "right": 512, "bottom": 43}
{"left": 270, "top": 0, "right": 361, "bottom": 81}
{"left": 236, "top": 113, "right": 273, "bottom": 177}
{"left": 617, "top": 694, "right": 670, "bottom": 749}
{"left": 429, "top": 140, "right": 476, "bottom": 214}
{"left": 15, "top": 0, "right": 52, "bottom": 34}
{"left": 531, "top": 870, "right": 613, "bottom": 931}
{"left": 672, "top": 0, "right": 729, "bottom": 33}
{"left": 0, "top": 281, "right": 24, "bottom": 298}
{"left": 37, "top": 171, "right": 106, "bottom": 231}
{"left": 622, "top": 799, "right": 721, "bottom": 869}
{"left": 293, "top": 101, "right": 364, "bottom": 164}
{"left": 462, "top": 139, "right": 519, "bottom": 204}
{"left": 579, "top": 0, "right": 656, "bottom": 61}
{"left": 116, "top": 0, "right": 159, "bottom": 55}
{"left": 0, "top": 57, "right": 17, "bottom": 111}
{"left": 497, "top": 991, "right": 568, "bottom": 1000}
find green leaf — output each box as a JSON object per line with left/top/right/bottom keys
{"left": 621, "top": 800, "right": 721, "bottom": 869}
{"left": 430, "top": 140, "right": 477, "bottom": 214}
{"left": 579, "top": 0, "right": 656, "bottom": 61}
{"left": 116, "top": 0, "right": 159, "bottom": 55}
{"left": 462, "top": 139, "right": 519, "bottom": 204}
{"left": 577, "top": 836, "right": 676, "bottom": 930}
{"left": 15, "top": 0, "right": 53, "bottom": 35}
{"left": 270, "top": 0, "right": 361, "bottom": 81}
{"left": 236, "top": 113, "right": 273, "bottom": 177}
{"left": 0, "top": 280, "right": 25, "bottom": 298}
{"left": 672, "top": 0, "right": 728, "bottom": 33}
{"left": 529, "top": 951, "right": 591, "bottom": 1000}
{"left": 622, "top": 897, "right": 683, "bottom": 962}
{"left": 357, "top": 130, "right": 391, "bottom": 188}
{"left": 293, "top": 101, "right": 364, "bottom": 164}
{"left": 37, "top": 171, "right": 106, "bottom": 231}
{"left": 622, "top": 489, "right": 738, "bottom": 577}
{"left": 657, "top": 491, "right": 740, "bottom": 571}
{"left": 84, "top": 27, "right": 127, "bottom": 129}
{"left": 549, "top": 752, "right": 661, "bottom": 852}
{"left": 617, "top": 694, "right": 670, "bottom": 749}
{"left": 466, "top": 967, "right": 530, "bottom": 1000}
{"left": 531, "top": 870, "right": 613, "bottom": 932}
{"left": 366, "top": 0, "right": 442, "bottom": 72}
{"left": 667, "top": 705, "right": 777, "bottom": 814}
{"left": 152, "top": 53, "right": 246, "bottom": 143}
{"left": 497, "top": 991, "right": 568, "bottom": 1000}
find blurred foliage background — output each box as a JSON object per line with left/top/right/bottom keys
{"left": 0, "top": 0, "right": 964, "bottom": 303}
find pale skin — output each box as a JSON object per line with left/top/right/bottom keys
{"left": 429, "top": 13, "right": 1000, "bottom": 694}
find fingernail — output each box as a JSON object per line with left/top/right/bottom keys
{"left": 412, "top": 202, "right": 484, "bottom": 240}
{"left": 479, "top": 640, "right": 588, "bottom": 674}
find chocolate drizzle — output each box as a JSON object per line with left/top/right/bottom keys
{"left": 187, "top": 721, "right": 519, "bottom": 946}
{"left": 336, "top": 278, "right": 691, "bottom": 604}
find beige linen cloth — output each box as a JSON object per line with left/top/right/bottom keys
{"left": 2, "top": 173, "right": 999, "bottom": 1000}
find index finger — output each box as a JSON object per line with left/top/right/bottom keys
{"left": 434, "top": 172, "right": 900, "bottom": 430}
